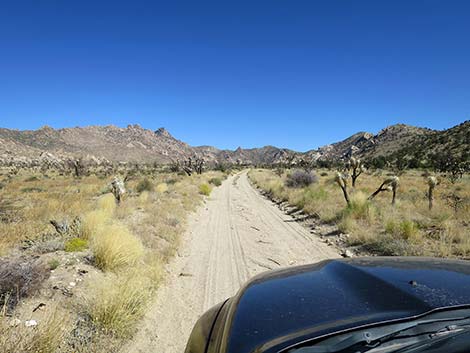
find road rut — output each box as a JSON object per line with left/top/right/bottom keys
{"left": 123, "top": 171, "right": 338, "bottom": 353}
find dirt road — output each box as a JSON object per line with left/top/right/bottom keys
{"left": 124, "top": 171, "right": 338, "bottom": 353}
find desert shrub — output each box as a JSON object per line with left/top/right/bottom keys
{"left": 165, "top": 178, "right": 178, "bottom": 185}
{"left": 29, "top": 239, "right": 64, "bottom": 254}
{"left": 97, "top": 194, "right": 117, "bottom": 215}
{"left": 320, "top": 171, "right": 329, "bottom": 177}
{"left": 48, "top": 259, "right": 60, "bottom": 270}
{"left": 86, "top": 272, "right": 152, "bottom": 337}
{"left": 138, "top": 191, "right": 150, "bottom": 206}
{"left": 0, "top": 308, "right": 70, "bottom": 353}
{"left": 385, "top": 219, "right": 420, "bottom": 240}
{"left": 338, "top": 216, "right": 356, "bottom": 233}
{"left": 28, "top": 310, "right": 69, "bottom": 353}
{"left": 80, "top": 209, "right": 111, "bottom": 240}
{"left": 342, "top": 192, "right": 375, "bottom": 223}
{"left": 399, "top": 220, "right": 420, "bottom": 240}
{"left": 156, "top": 182, "right": 168, "bottom": 193}
{"left": 136, "top": 178, "right": 154, "bottom": 193}
{"left": 91, "top": 222, "right": 144, "bottom": 271}
{"left": 214, "top": 163, "right": 229, "bottom": 173}
{"left": 0, "top": 257, "right": 49, "bottom": 312}
{"left": 21, "top": 187, "right": 44, "bottom": 193}
{"left": 362, "top": 234, "right": 419, "bottom": 256}
{"left": 385, "top": 219, "right": 399, "bottom": 234}
{"left": 286, "top": 169, "right": 318, "bottom": 188}
{"left": 24, "top": 176, "right": 39, "bottom": 182}
{"left": 65, "top": 237, "right": 88, "bottom": 252}
{"left": 199, "top": 183, "right": 212, "bottom": 196}
{"left": 209, "top": 177, "right": 222, "bottom": 186}
{"left": 304, "top": 186, "right": 328, "bottom": 202}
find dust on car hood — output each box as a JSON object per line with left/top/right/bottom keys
{"left": 223, "top": 257, "right": 470, "bottom": 353}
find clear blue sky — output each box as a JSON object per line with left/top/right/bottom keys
{"left": 1, "top": 1, "right": 469, "bottom": 151}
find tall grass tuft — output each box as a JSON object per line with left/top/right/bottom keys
{"left": 343, "top": 192, "right": 376, "bottom": 223}
{"left": 209, "top": 177, "right": 222, "bottom": 186}
{"left": 86, "top": 272, "right": 152, "bottom": 337}
{"left": 80, "top": 209, "right": 111, "bottom": 240}
{"left": 199, "top": 183, "right": 212, "bottom": 196}
{"left": 136, "top": 178, "right": 154, "bottom": 193}
{"left": 91, "top": 222, "right": 144, "bottom": 271}
{"left": 156, "top": 182, "right": 168, "bottom": 193}
{"left": 0, "top": 308, "right": 70, "bottom": 353}
{"left": 97, "top": 193, "right": 117, "bottom": 215}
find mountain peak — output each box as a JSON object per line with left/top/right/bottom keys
{"left": 155, "top": 127, "right": 172, "bottom": 138}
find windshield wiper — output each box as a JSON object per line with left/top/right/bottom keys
{"left": 290, "top": 315, "right": 470, "bottom": 353}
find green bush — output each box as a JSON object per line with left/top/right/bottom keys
{"left": 209, "top": 178, "right": 222, "bottom": 186}
{"left": 48, "top": 259, "right": 60, "bottom": 270}
{"left": 343, "top": 192, "right": 375, "bottom": 222}
{"left": 385, "top": 219, "right": 420, "bottom": 240}
{"left": 400, "top": 220, "right": 419, "bottom": 240}
{"left": 25, "top": 176, "right": 40, "bottom": 182}
{"left": 199, "top": 184, "right": 212, "bottom": 196}
{"left": 21, "top": 187, "right": 44, "bottom": 193}
{"left": 136, "top": 178, "right": 154, "bottom": 193}
{"left": 65, "top": 238, "right": 88, "bottom": 252}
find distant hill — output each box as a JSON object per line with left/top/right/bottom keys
{"left": 306, "top": 124, "right": 433, "bottom": 160}
{"left": 306, "top": 121, "right": 469, "bottom": 168}
{"left": 0, "top": 121, "right": 468, "bottom": 168}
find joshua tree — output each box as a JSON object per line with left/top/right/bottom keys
{"left": 335, "top": 172, "right": 350, "bottom": 205}
{"left": 368, "top": 176, "right": 399, "bottom": 205}
{"left": 68, "top": 158, "right": 87, "bottom": 178}
{"left": 182, "top": 157, "right": 193, "bottom": 176}
{"left": 194, "top": 157, "right": 204, "bottom": 174}
{"left": 169, "top": 159, "right": 181, "bottom": 173}
{"left": 427, "top": 176, "right": 438, "bottom": 210}
{"left": 297, "top": 158, "right": 313, "bottom": 173}
{"left": 182, "top": 157, "right": 205, "bottom": 176}
{"left": 283, "top": 155, "right": 296, "bottom": 169}
{"left": 347, "top": 157, "right": 365, "bottom": 187}
{"left": 111, "top": 177, "right": 126, "bottom": 204}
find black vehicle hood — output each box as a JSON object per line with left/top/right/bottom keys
{"left": 222, "top": 257, "right": 470, "bottom": 353}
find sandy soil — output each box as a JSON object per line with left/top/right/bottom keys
{"left": 123, "top": 171, "right": 339, "bottom": 353}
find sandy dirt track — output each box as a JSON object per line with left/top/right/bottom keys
{"left": 123, "top": 171, "right": 339, "bottom": 353}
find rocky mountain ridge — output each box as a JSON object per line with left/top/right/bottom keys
{"left": 0, "top": 121, "right": 468, "bottom": 168}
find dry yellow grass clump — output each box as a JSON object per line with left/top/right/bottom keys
{"left": 86, "top": 271, "right": 152, "bottom": 337}
{"left": 80, "top": 209, "right": 112, "bottom": 240}
{"left": 249, "top": 168, "right": 470, "bottom": 258}
{"left": 91, "top": 222, "right": 144, "bottom": 271}
{"left": 156, "top": 182, "right": 168, "bottom": 193}
{"left": 97, "top": 193, "right": 117, "bottom": 215}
